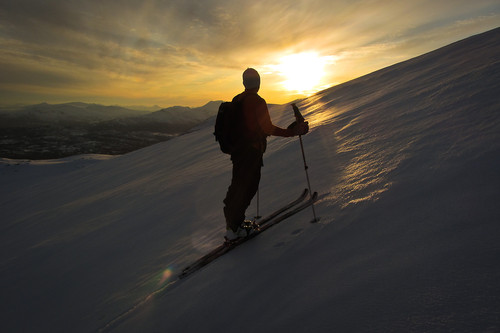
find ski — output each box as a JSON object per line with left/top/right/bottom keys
{"left": 255, "top": 188, "right": 308, "bottom": 227}
{"left": 179, "top": 189, "right": 308, "bottom": 279}
{"left": 254, "top": 191, "right": 318, "bottom": 234}
{"left": 220, "top": 191, "right": 318, "bottom": 250}
{"left": 178, "top": 189, "right": 309, "bottom": 279}
{"left": 178, "top": 190, "right": 317, "bottom": 279}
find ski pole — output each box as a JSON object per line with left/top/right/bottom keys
{"left": 255, "top": 187, "right": 262, "bottom": 220}
{"left": 291, "top": 103, "right": 319, "bottom": 223}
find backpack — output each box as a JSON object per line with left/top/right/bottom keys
{"left": 214, "top": 100, "right": 243, "bottom": 154}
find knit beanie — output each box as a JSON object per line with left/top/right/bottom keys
{"left": 243, "top": 68, "right": 260, "bottom": 89}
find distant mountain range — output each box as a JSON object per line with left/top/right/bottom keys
{"left": 0, "top": 101, "right": 222, "bottom": 128}
{"left": 0, "top": 101, "right": 222, "bottom": 159}
{"left": 101, "top": 100, "right": 222, "bottom": 132}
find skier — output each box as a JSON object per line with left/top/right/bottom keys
{"left": 224, "top": 68, "right": 309, "bottom": 240}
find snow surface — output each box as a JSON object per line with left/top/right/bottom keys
{"left": 1, "top": 28, "right": 500, "bottom": 333}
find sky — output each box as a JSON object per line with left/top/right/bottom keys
{"left": 0, "top": 0, "right": 498, "bottom": 108}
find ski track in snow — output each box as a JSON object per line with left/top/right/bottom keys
{"left": 1, "top": 28, "right": 500, "bottom": 333}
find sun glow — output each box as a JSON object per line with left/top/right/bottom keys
{"left": 274, "top": 52, "right": 335, "bottom": 94}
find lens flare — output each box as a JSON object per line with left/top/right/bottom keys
{"left": 158, "top": 267, "right": 174, "bottom": 285}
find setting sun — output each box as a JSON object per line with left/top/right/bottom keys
{"left": 274, "top": 52, "right": 335, "bottom": 94}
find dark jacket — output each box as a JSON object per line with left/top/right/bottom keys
{"left": 233, "top": 89, "right": 293, "bottom": 153}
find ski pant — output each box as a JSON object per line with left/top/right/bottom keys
{"left": 224, "top": 147, "right": 263, "bottom": 231}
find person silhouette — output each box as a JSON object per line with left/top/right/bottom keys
{"left": 223, "top": 68, "right": 309, "bottom": 240}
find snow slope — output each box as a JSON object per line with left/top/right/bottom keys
{"left": 1, "top": 27, "right": 499, "bottom": 332}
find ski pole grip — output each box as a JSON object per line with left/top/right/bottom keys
{"left": 291, "top": 103, "right": 305, "bottom": 123}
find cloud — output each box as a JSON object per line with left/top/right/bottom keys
{"left": 0, "top": 0, "right": 499, "bottom": 106}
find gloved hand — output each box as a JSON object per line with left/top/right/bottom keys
{"left": 287, "top": 121, "right": 309, "bottom": 136}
